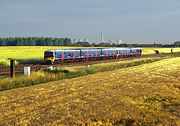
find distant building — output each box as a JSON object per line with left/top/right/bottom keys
{"left": 71, "top": 38, "right": 90, "bottom": 44}
{"left": 72, "top": 39, "right": 78, "bottom": 44}
{"left": 117, "top": 39, "right": 122, "bottom": 45}
{"left": 101, "top": 32, "right": 104, "bottom": 43}
{"left": 78, "top": 39, "right": 83, "bottom": 42}
{"left": 109, "top": 40, "right": 114, "bottom": 45}
{"left": 84, "top": 38, "right": 89, "bottom": 42}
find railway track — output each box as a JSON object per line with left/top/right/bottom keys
{"left": 0, "top": 52, "right": 179, "bottom": 76}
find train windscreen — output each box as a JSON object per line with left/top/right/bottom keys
{"left": 44, "top": 52, "right": 53, "bottom": 58}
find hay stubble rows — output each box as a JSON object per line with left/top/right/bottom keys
{"left": 0, "top": 57, "right": 180, "bottom": 125}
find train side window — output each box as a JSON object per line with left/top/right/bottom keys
{"left": 68, "top": 53, "right": 72, "bottom": 57}
{"left": 102, "top": 50, "right": 106, "bottom": 55}
{"left": 75, "top": 51, "right": 79, "bottom": 56}
{"left": 55, "top": 52, "right": 61, "bottom": 57}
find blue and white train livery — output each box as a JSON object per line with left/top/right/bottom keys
{"left": 44, "top": 48, "right": 142, "bottom": 64}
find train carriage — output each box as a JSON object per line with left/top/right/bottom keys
{"left": 89, "top": 49, "right": 101, "bottom": 59}
{"left": 130, "top": 48, "right": 142, "bottom": 57}
{"left": 80, "top": 49, "right": 102, "bottom": 60}
{"left": 80, "top": 49, "right": 89, "bottom": 60}
{"left": 44, "top": 47, "right": 142, "bottom": 64}
{"left": 114, "top": 48, "right": 131, "bottom": 57}
{"left": 63, "top": 49, "right": 81, "bottom": 61}
{"left": 101, "top": 48, "right": 117, "bottom": 58}
{"left": 54, "top": 49, "right": 63, "bottom": 61}
{"left": 44, "top": 49, "right": 55, "bottom": 64}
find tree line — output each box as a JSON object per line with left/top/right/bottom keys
{"left": 0, "top": 37, "right": 72, "bottom": 46}
{"left": 0, "top": 37, "right": 179, "bottom": 47}
{"left": 77, "top": 42, "right": 180, "bottom": 47}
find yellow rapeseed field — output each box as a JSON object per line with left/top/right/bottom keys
{"left": 0, "top": 46, "right": 179, "bottom": 66}
{"left": 0, "top": 46, "right": 90, "bottom": 65}
{"left": 0, "top": 57, "right": 179, "bottom": 125}
{"left": 142, "top": 47, "right": 180, "bottom": 54}
{"left": 0, "top": 46, "right": 179, "bottom": 59}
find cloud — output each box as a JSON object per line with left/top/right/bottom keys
{"left": 0, "top": 0, "right": 180, "bottom": 43}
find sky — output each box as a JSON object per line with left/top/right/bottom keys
{"left": 0, "top": 0, "right": 180, "bottom": 44}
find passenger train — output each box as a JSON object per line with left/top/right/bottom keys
{"left": 44, "top": 48, "right": 142, "bottom": 64}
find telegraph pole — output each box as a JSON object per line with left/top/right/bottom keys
{"left": 9, "top": 58, "right": 15, "bottom": 78}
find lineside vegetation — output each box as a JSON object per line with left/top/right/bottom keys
{"left": 0, "top": 57, "right": 161, "bottom": 91}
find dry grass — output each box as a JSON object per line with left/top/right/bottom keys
{"left": 0, "top": 57, "right": 179, "bottom": 125}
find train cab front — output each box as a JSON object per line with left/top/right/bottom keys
{"left": 44, "top": 50, "right": 55, "bottom": 64}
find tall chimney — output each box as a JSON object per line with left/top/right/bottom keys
{"left": 101, "top": 32, "right": 104, "bottom": 43}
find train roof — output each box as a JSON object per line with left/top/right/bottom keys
{"left": 45, "top": 47, "right": 142, "bottom": 52}
{"left": 102, "top": 48, "right": 130, "bottom": 50}
{"left": 131, "top": 47, "right": 142, "bottom": 49}
{"left": 44, "top": 49, "right": 54, "bottom": 52}
{"left": 55, "top": 49, "right": 80, "bottom": 52}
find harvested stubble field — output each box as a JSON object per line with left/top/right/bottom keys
{"left": 0, "top": 57, "right": 179, "bottom": 125}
